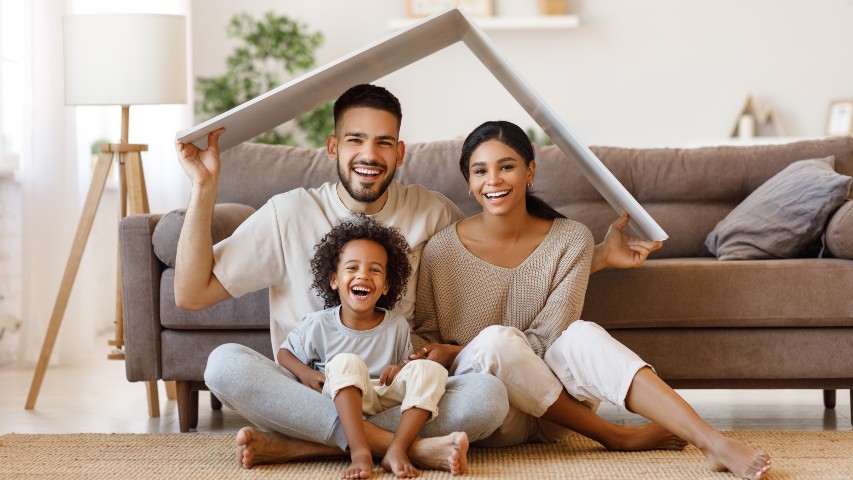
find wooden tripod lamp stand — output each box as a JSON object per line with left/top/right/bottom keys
{"left": 25, "top": 13, "right": 187, "bottom": 414}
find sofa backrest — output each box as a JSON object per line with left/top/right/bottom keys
{"left": 218, "top": 136, "right": 853, "bottom": 259}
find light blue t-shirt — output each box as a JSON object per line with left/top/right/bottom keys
{"left": 282, "top": 306, "right": 413, "bottom": 378}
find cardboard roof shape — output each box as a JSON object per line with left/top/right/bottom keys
{"left": 177, "top": 8, "right": 668, "bottom": 241}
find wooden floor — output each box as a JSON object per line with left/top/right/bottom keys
{"left": 1, "top": 338, "right": 850, "bottom": 435}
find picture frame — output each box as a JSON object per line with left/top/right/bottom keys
{"left": 825, "top": 99, "right": 853, "bottom": 137}
{"left": 407, "top": 0, "right": 493, "bottom": 18}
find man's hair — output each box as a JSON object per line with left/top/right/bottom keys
{"left": 310, "top": 215, "right": 412, "bottom": 310}
{"left": 333, "top": 84, "right": 403, "bottom": 131}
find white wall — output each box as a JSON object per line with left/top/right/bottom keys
{"left": 190, "top": 0, "right": 853, "bottom": 147}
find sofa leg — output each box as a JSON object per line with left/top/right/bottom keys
{"left": 176, "top": 381, "right": 198, "bottom": 433}
{"left": 145, "top": 381, "right": 160, "bottom": 417}
{"left": 824, "top": 389, "right": 836, "bottom": 409}
{"left": 190, "top": 388, "right": 199, "bottom": 430}
{"left": 211, "top": 393, "right": 223, "bottom": 411}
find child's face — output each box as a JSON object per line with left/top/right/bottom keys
{"left": 330, "top": 239, "right": 390, "bottom": 314}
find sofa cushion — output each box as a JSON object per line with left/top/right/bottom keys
{"left": 159, "top": 268, "right": 270, "bottom": 329}
{"left": 704, "top": 156, "right": 852, "bottom": 260}
{"left": 152, "top": 203, "right": 256, "bottom": 268}
{"left": 826, "top": 200, "right": 853, "bottom": 259}
{"left": 582, "top": 258, "right": 853, "bottom": 329}
{"left": 543, "top": 137, "right": 853, "bottom": 258}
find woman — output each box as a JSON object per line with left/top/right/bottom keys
{"left": 409, "top": 120, "right": 771, "bottom": 479}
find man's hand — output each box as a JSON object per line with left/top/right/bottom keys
{"left": 379, "top": 364, "right": 402, "bottom": 386}
{"left": 297, "top": 369, "right": 326, "bottom": 393}
{"left": 174, "top": 128, "right": 226, "bottom": 186}
{"left": 408, "top": 343, "right": 461, "bottom": 368}
{"left": 592, "top": 211, "right": 663, "bottom": 273}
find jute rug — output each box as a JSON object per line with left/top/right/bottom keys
{"left": 1, "top": 430, "right": 850, "bottom": 479}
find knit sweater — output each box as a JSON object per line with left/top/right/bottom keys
{"left": 413, "top": 217, "right": 594, "bottom": 357}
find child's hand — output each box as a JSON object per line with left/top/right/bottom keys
{"left": 379, "top": 364, "right": 402, "bottom": 386}
{"left": 298, "top": 370, "right": 326, "bottom": 393}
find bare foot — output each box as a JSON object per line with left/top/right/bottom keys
{"left": 703, "top": 434, "right": 771, "bottom": 479}
{"left": 381, "top": 445, "right": 420, "bottom": 478}
{"left": 343, "top": 449, "right": 374, "bottom": 479}
{"left": 407, "top": 432, "right": 468, "bottom": 475}
{"left": 603, "top": 422, "right": 688, "bottom": 451}
{"left": 235, "top": 426, "right": 342, "bottom": 469}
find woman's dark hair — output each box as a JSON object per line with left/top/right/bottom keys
{"left": 333, "top": 84, "right": 403, "bottom": 131}
{"left": 459, "top": 120, "right": 565, "bottom": 220}
{"left": 310, "top": 215, "right": 412, "bottom": 310}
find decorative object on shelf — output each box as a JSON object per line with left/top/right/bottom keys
{"left": 825, "top": 99, "right": 853, "bottom": 137}
{"left": 26, "top": 13, "right": 187, "bottom": 418}
{"left": 538, "top": 0, "right": 568, "bottom": 15}
{"left": 408, "top": 0, "right": 492, "bottom": 18}
{"left": 730, "top": 95, "right": 786, "bottom": 138}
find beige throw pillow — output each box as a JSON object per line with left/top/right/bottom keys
{"left": 705, "top": 156, "right": 852, "bottom": 260}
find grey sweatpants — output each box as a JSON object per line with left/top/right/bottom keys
{"left": 204, "top": 343, "right": 509, "bottom": 451}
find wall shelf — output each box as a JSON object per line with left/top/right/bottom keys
{"left": 388, "top": 15, "right": 579, "bottom": 31}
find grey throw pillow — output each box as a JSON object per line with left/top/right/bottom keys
{"left": 152, "top": 203, "right": 256, "bottom": 267}
{"left": 705, "top": 156, "right": 852, "bottom": 260}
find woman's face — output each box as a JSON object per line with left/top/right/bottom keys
{"left": 467, "top": 139, "right": 535, "bottom": 216}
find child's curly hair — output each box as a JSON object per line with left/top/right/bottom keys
{"left": 310, "top": 215, "right": 412, "bottom": 310}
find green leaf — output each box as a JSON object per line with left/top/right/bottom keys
{"left": 194, "top": 11, "right": 328, "bottom": 147}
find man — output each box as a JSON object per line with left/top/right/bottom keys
{"left": 174, "top": 84, "right": 508, "bottom": 473}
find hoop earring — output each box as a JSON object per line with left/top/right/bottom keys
{"left": 468, "top": 189, "right": 473, "bottom": 197}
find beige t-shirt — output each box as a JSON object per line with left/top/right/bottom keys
{"left": 413, "top": 217, "right": 594, "bottom": 357}
{"left": 213, "top": 181, "right": 464, "bottom": 357}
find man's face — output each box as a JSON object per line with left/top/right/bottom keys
{"left": 327, "top": 107, "right": 404, "bottom": 211}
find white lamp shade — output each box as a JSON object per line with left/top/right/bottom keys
{"left": 63, "top": 13, "right": 187, "bottom": 106}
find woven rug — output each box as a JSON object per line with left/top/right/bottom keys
{"left": 1, "top": 430, "right": 850, "bottom": 479}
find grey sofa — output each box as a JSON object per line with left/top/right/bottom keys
{"left": 120, "top": 136, "right": 853, "bottom": 432}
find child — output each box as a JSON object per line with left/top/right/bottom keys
{"left": 279, "top": 215, "right": 466, "bottom": 479}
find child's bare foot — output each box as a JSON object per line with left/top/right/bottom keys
{"left": 703, "top": 434, "right": 771, "bottom": 479}
{"left": 343, "top": 450, "right": 374, "bottom": 479}
{"left": 408, "top": 432, "right": 468, "bottom": 475}
{"left": 603, "top": 422, "right": 688, "bottom": 451}
{"left": 381, "top": 445, "right": 420, "bottom": 478}
{"left": 235, "top": 426, "right": 342, "bottom": 469}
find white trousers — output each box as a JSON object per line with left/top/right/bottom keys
{"left": 323, "top": 353, "right": 448, "bottom": 421}
{"left": 451, "top": 321, "right": 650, "bottom": 447}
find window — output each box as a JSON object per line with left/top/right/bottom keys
{"left": 0, "top": 0, "right": 23, "bottom": 173}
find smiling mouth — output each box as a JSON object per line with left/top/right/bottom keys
{"left": 484, "top": 190, "right": 510, "bottom": 199}
{"left": 351, "top": 285, "right": 372, "bottom": 299}
{"left": 353, "top": 166, "right": 383, "bottom": 178}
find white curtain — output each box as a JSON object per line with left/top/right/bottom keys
{"left": 19, "top": 0, "right": 192, "bottom": 366}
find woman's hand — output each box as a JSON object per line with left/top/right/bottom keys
{"left": 297, "top": 369, "right": 326, "bottom": 393}
{"left": 408, "top": 343, "right": 462, "bottom": 368}
{"left": 592, "top": 211, "right": 663, "bottom": 273}
{"left": 379, "top": 364, "right": 402, "bottom": 386}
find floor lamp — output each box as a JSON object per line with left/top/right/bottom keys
{"left": 25, "top": 13, "right": 187, "bottom": 417}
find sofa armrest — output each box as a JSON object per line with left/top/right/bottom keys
{"left": 119, "top": 213, "right": 164, "bottom": 382}
{"left": 827, "top": 200, "right": 853, "bottom": 259}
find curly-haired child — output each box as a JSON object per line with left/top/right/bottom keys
{"left": 278, "top": 215, "right": 466, "bottom": 479}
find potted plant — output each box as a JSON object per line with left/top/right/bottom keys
{"left": 195, "top": 12, "right": 334, "bottom": 147}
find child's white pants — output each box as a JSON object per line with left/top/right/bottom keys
{"left": 323, "top": 353, "right": 448, "bottom": 421}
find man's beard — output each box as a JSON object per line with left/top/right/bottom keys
{"left": 338, "top": 162, "right": 396, "bottom": 203}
